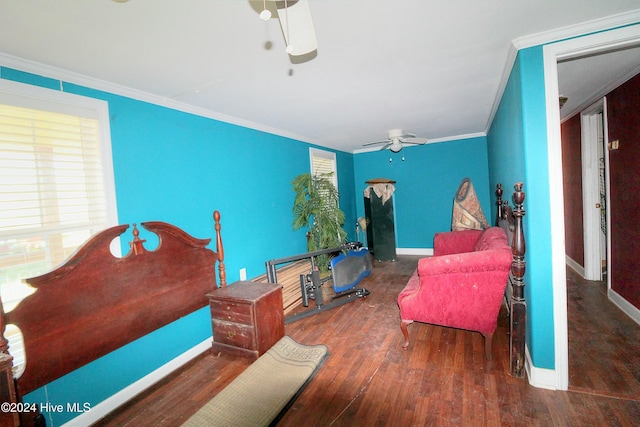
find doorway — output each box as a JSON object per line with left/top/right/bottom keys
{"left": 543, "top": 23, "right": 640, "bottom": 391}
{"left": 580, "top": 99, "right": 609, "bottom": 282}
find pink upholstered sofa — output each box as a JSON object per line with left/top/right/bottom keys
{"left": 397, "top": 227, "right": 512, "bottom": 359}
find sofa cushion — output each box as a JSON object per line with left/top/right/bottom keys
{"left": 473, "top": 226, "right": 509, "bottom": 252}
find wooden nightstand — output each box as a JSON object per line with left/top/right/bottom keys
{"left": 207, "top": 281, "right": 285, "bottom": 360}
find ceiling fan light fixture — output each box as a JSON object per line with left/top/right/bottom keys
{"left": 389, "top": 139, "right": 403, "bottom": 153}
{"left": 362, "top": 129, "right": 428, "bottom": 153}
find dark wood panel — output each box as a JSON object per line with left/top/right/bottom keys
{"left": 607, "top": 73, "right": 640, "bottom": 310}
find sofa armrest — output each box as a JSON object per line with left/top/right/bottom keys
{"left": 433, "top": 229, "right": 482, "bottom": 256}
{"left": 418, "top": 249, "right": 511, "bottom": 277}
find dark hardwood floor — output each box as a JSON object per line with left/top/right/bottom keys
{"left": 95, "top": 256, "right": 640, "bottom": 426}
{"left": 567, "top": 266, "right": 640, "bottom": 401}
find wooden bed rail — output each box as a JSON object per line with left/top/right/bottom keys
{"left": 252, "top": 260, "right": 310, "bottom": 315}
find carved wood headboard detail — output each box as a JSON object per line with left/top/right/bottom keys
{"left": 0, "top": 211, "right": 226, "bottom": 397}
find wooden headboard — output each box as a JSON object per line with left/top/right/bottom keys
{"left": 495, "top": 183, "right": 527, "bottom": 379}
{"left": 0, "top": 211, "right": 226, "bottom": 400}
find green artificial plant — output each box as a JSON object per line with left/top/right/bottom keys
{"left": 292, "top": 172, "right": 347, "bottom": 272}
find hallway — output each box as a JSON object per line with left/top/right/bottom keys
{"left": 567, "top": 267, "right": 640, "bottom": 401}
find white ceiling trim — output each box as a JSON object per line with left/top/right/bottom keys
{"left": 3, "top": 8, "right": 640, "bottom": 154}
{"left": 513, "top": 8, "right": 640, "bottom": 50}
{"left": 0, "top": 50, "right": 492, "bottom": 154}
{"left": 0, "top": 52, "right": 336, "bottom": 151}
{"left": 484, "top": 9, "right": 640, "bottom": 135}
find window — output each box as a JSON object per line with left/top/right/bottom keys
{"left": 309, "top": 147, "right": 339, "bottom": 212}
{"left": 309, "top": 147, "right": 337, "bottom": 188}
{"left": 0, "top": 79, "right": 117, "bottom": 375}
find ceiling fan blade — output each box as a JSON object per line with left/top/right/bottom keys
{"left": 363, "top": 139, "right": 391, "bottom": 147}
{"left": 400, "top": 137, "right": 428, "bottom": 145}
{"left": 275, "top": 0, "right": 317, "bottom": 56}
{"left": 379, "top": 143, "right": 392, "bottom": 151}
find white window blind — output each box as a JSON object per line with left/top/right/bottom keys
{"left": 309, "top": 147, "right": 337, "bottom": 188}
{"left": 0, "top": 79, "right": 117, "bottom": 376}
{"left": 309, "top": 147, "right": 340, "bottom": 230}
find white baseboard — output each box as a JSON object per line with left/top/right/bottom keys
{"left": 62, "top": 338, "right": 212, "bottom": 427}
{"left": 565, "top": 256, "right": 639, "bottom": 326}
{"left": 565, "top": 256, "right": 584, "bottom": 277}
{"left": 396, "top": 248, "right": 433, "bottom": 256}
{"left": 608, "top": 288, "right": 640, "bottom": 326}
{"left": 525, "top": 345, "right": 559, "bottom": 390}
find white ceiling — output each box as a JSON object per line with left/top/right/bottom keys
{"left": 1, "top": 1, "right": 639, "bottom": 153}
{"left": 558, "top": 45, "right": 640, "bottom": 120}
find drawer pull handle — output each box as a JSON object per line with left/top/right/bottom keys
{"left": 227, "top": 331, "right": 236, "bottom": 338}
{"left": 226, "top": 306, "right": 231, "bottom": 311}
{"left": 227, "top": 315, "right": 232, "bottom": 320}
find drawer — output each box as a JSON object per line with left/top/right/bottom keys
{"left": 212, "top": 320, "right": 255, "bottom": 349}
{"left": 209, "top": 299, "right": 253, "bottom": 325}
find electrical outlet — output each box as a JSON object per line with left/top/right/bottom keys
{"left": 609, "top": 139, "right": 620, "bottom": 150}
{"left": 239, "top": 268, "right": 247, "bottom": 281}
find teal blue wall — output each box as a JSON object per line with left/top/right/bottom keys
{"left": 0, "top": 41, "right": 559, "bottom": 424}
{"left": 487, "top": 47, "right": 555, "bottom": 370}
{"left": 353, "top": 137, "right": 490, "bottom": 249}
{"left": 1, "top": 67, "right": 356, "bottom": 425}
{"left": 486, "top": 54, "right": 525, "bottom": 205}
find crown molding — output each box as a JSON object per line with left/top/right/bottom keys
{"left": 512, "top": 9, "right": 640, "bottom": 50}
{"left": 485, "top": 9, "right": 640, "bottom": 135}
{"left": 0, "top": 52, "right": 339, "bottom": 151}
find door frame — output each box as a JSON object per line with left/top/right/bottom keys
{"left": 543, "top": 23, "right": 640, "bottom": 391}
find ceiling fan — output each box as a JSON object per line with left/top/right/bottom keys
{"left": 363, "top": 129, "right": 428, "bottom": 153}
{"left": 258, "top": 0, "right": 318, "bottom": 56}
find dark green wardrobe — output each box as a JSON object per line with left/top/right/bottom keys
{"left": 364, "top": 181, "right": 396, "bottom": 262}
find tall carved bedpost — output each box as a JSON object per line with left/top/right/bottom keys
{"left": 510, "top": 182, "right": 526, "bottom": 378}
{"left": 0, "top": 293, "right": 19, "bottom": 427}
{"left": 213, "top": 210, "right": 227, "bottom": 287}
{"left": 0, "top": 294, "right": 7, "bottom": 355}
{"left": 495, "top": 183, "right": 503, "bottom": 226}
